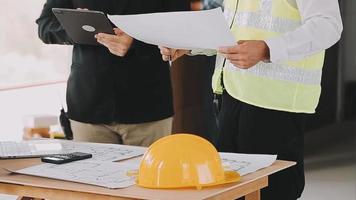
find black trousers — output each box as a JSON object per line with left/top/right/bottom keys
{"left": 218, "top": 92, "right": 306, "bottom": 200}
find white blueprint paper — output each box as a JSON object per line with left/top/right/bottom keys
{"left": 60, "top": 141, "right": 147, "bottom": 162}
{"left": 108, "top": 8, "right": 236, "bottom": 50}
{"left": 16, "top": 161, "right": 138, "bottom": 189}
{"left": 13, "top": 148, "right": 276, "bottom": 189}
{"left": 220, "top": 153, "right": 277, "bottom": 176}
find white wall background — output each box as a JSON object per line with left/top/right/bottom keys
{"left": 0, "top": 83, "right": 66, "bottom": 141}
{"left": 0, "top": 0, "right": 71, "bottom": 88}
{"left": 0, "top": 0, "right": 71, "bottom": 140}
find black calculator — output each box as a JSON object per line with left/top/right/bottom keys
{"left": 41, "top": 152, "right": 93, "bottom": 164}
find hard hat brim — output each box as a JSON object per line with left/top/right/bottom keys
{"left": 137, "top": 170, "right": 241, "bottom": 190}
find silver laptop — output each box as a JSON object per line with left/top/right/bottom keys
{"left": 0, "top": 140, "right": 68, "bottom": 159}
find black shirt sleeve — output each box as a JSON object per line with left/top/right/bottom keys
{"left": 36, "top": 0, "right": 74, "bottom": 45}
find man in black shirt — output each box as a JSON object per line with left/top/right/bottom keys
{"left": 37, "top": 0, "right": 189, "bottom": 146}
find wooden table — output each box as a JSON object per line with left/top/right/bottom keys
{"left": 0, "top": 158, "right": 295, "bottom": 200}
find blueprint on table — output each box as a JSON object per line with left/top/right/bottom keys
{"left": 13, "top": 148, "right": 276, "bottom": 189}
{"left": 60, "top": 141, "right": 147, "bottom": 162}
{"left": 220, "top": 153, "right": 277, "bottom": 176}
{"left": 16, "top": 161, "right": 138, "bottom": 189}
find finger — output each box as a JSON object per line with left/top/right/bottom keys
{"left": 233, "top": 61, "right": 251, "bottom": 69}
{"left": 96, "top": 33, "right": 117, "bottom": 42}
{"left": 221, "top": 53, "right": 244, "bottom": 61}
{"left": 218, "top": 45, "right": 240, "bottom": 54}
{"left": 97, "top": 39, "right": 121, "bottom": 50}
{"left": 158, "top": 46, "right": 169, "bottom": 51}
{"left": 160, "top": 48, "right": 173, "bottom": 56}
{"left": 234, "top": 55, "right": 247, "bottom": 62}
{"left": 114, "top": 28, "right": 125, "bottom": 36}
{"left": 96, "top": 33, "right": 118, "bottom": 43}
{"left": 108, "top": 47, "right": 128, "bottom": 57}
{"left": 171, "top": 50, "right": 188, "bottom": 62}
{"left": 97, "top": 38, "right": 124, "bottom": 51}
{"left": 112, "top": 43, "right": 128, "bottom": 53}
{"left": 231, "top": 61, "right": 247, "bottom": 69}
{"left": 162, "top": 55, "right": 170, "bottom": 62}
{"left": 172, "top": 54, "right": 180, "bottom": 62}
{"left": 96, "top": 37, "right": 111, "bottom": 48}
{"left": 109, "top": 49, "right": 124, "bottom": 57}
{"left": 112, "top": 45, "right": 128, "bottom": 54}
{"left": 170, "top": 49, "right": 177, "bottom": 57}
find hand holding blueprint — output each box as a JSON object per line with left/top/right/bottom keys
{"left": 108, "top": 8, "right": 236, "bottom": 50}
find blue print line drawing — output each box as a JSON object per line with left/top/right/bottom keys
{"left": 61, "top": 142, "right": 142, "bottom": 162}
{"left": 222, "top": 158, "right": 252, "bottom": 172}
{"left": 18, "top": 161, "right": 137, "bottom": 188}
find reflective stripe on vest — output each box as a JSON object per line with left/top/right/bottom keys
{"left": 234, "top": 11, "right": 301, "bottom": 33}
{"left": 214, "top": 0, "right": 326, "bottom": 113}
{"left": 225, "top": 61, "right": 322, "bottom": 85}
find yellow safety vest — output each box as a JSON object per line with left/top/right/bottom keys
{"left": 213, "top": 0, "right": 325, "bottom": 113}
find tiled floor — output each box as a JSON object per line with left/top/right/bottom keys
{"left": 301, "top": 121, "right": 356, "bottom": 200}
{"left": 302, "top": 155, "right": 356, "bottom": 200}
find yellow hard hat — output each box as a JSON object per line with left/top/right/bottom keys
{"left": 137, "top": 134, "right": 240, "bottom": 189}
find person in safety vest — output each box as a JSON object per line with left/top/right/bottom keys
{"left": 37, "top": 0, "right": 190, "bottom": 147}
{"left": 159, "top": 0, "right": 343, "bottom": 199}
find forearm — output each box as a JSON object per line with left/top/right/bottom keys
{"left": 265, "top": 0, "right": 343, "bottom": 63}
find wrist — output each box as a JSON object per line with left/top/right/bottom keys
{"left": 264, "top": 38, "right": 288, "bottom": 63}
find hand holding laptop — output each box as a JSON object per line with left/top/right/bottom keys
{"left": 95, "top": 28, "right": 134, "bottom": 57}
{"left": 52, "top": 8, "right": 115, "bottom": 45}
